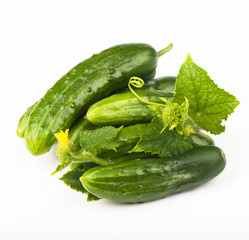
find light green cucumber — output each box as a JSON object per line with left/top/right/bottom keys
{"left": 16, "top": 103, "right": 37, "bottom": 138}
{"left": 86, "top": 76, "right": 176, "bottom": 126}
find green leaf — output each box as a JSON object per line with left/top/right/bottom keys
{"left": 173, "top": 54, "right": 240, "bottom": 135}
{"left": 87, "top": 193, "right": 100, "bottom": 202}
{"left": 60, "top": 169, "right": 88, "bottom": 194}
{"left": 113, "top": 123, "right": 148, "bottom": 147}
{"left": 80, "top": 126, "right": 123, "bottom": 154}
{"left": 60, "top": 169, "right": 100, "bottom": 201}
{"left": 130, "top": 116, "right": 193, "bottom": 157}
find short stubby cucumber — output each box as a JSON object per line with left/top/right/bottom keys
{"left": 81, "top": 146, "right": 226, "bottom": 203}
{"left": 24, "top": 43, "right": 173, "bottom": 155}
{"left": 86, "top": 76, "right": 176, "bottom": 126}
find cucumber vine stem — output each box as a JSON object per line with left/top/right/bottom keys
{"left": 157, "top": 43, "right": 173, "bottom": 58}
{"left": 73, "top": 151, "right": 112, "bottom": 166}
{"left": 128, "top": 77, "right": 164, "bottom": 107}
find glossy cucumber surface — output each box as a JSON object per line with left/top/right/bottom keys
{"left": 16, "top": 103, "right": 37, "bottom": 138}
{"left": 145, "top": 76, "right": 176, "bottom": 92}
{"left": 81, "top": 146, "right": 226, "bottom": 203}
{"left": 25, "top": 43, "right": 159, "bottom": 155}
{"left": 86, "top": 76, "right": 176, "bottom": 126}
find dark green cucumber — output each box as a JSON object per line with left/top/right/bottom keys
{"left": 25, "top": 43, "right": 172, "bottom": 155}
{"left": 86, "top": 76, "right": 176, "bottom": 126}
{"left": 81, "top": 146, "right": 226, "bottom": 203}
{"left": 16, "top": 102, "right": 37, "bottom": 138}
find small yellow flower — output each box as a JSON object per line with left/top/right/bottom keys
{"left": 184, "top": 126, "right": 193, "bottom": 136}
{"left": 54, "top": 129, "right": 69, "bottom": 148}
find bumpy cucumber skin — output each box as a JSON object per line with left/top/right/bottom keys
{"left": 81, "top": 146, "right": 226, "bottom": 203}
{"left": 16, "top": 103, "right": 37, "bottom": 138}
{"left": 86, "top": 77, "right": 176, "bottom": 126}
{"left": 25, "top": 43, "right": 158, "bottom": 155}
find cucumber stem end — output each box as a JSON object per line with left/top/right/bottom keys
{"left": 157, "top": 43, "right": 173, "bottom": 58}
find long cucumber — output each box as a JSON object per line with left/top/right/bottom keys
{"left": 24, "top": 43, "right": 172, "bottom": 155}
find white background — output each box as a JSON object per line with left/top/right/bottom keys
{"left": 0, "top": 0, "right": 248, "bottom": 239}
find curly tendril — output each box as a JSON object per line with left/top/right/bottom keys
{"left": 128, "top": 77, "right": 164, "bottom": 107}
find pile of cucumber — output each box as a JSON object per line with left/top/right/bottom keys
{"left": 17, "top": 43, "right": 226, "bottom": 203}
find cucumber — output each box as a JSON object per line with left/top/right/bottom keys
{"left": 16, "top": 103, "right": 37, "bottom": 138}
{"left": 86, "top": 76, "right": 176, "bottom": 126}
{"left": 24, "top": 43, "right": 172, "bottom": 155}
{"left": 81, "top": 146, "right": 226, "bottom": 203}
